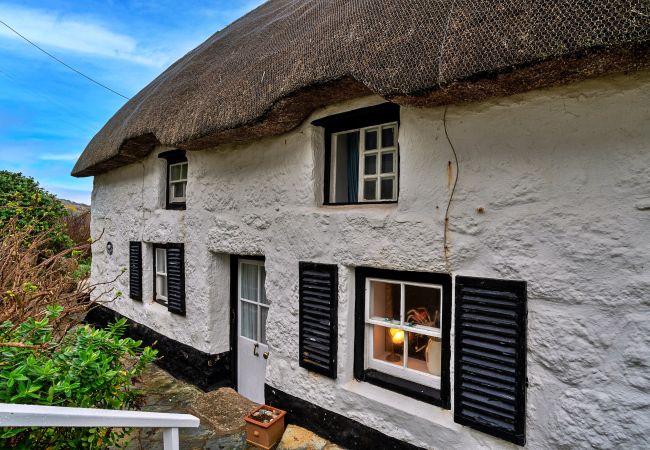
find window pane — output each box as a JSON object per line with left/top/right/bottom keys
{"left": 260, "top": 266, "right": 268, "bottom": 304}
{"left": 173, "top": 181, "right": 185, "bottom": 199}
{"left": 404, "top": 284, "right": 441, "bottom": 330}
{"left": 333, "top": 131, "right": 360, "bottom": 203}
{"left": 170, "top": 164, "right": 182, "bottom": 181}
{"left": 381, "top": 152, "right": 394, "bottom": 174}
{"left": 365, "top": 129, "right": 377, "bottom": 150}
{"left": 156, "top": 248, "right": 166, "bottom": 273}
{"left": 380, "top": 178, "right": 394, "bottom": 200}
{"left": 180, "top": 163, "right": 188, "bottom": 179}
{"left": 364, "top": 154, "right": 377, "bottom": 175}
{"left": 406, "top": 333, "right": 441, "bottom": 377}
{"left": 240, "top": 301, "right": 257, "bottom": 340}
{"left": 372, "top": 325, "right": 403, "bottom": 367}
{"left": 260, "top": 306, "right": 268, "bottom": 344}
{"left": 382, "top": 126, "right": 395, "bottom": 147}
{"left": 157, "top": 274, "right": 167, "bottom": 299}
{"left": 241, "top": 263, "right": 259, "bottom": 301}
{"left": 369, "top": 280, "right": 401, "bottom": 322}
{"left": 363, "top": 179, "right": 377, "bottom": 201}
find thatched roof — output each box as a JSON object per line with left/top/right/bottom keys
{"left": 72, "top": 0, "right": 650, "bottom": 177}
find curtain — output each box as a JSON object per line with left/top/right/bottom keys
{"left": 241, "top": 263, "right": 259, "bottom": 301}
{"left": 240, "top": 301, "right": 257, "bottom": 340}
{"left": 347, "top": 131, "right": 360, "bottom": 202}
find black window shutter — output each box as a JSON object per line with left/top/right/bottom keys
{"left": 299, "top": 262, "right": 338, "bottom": 378}
{"left": 129, "top": 241, "right": 142, "bottom": 301}
{"left": 454, "top": 276, "right": 527, "bottom": 446}
{"left": 166, "top": 244, "right": 186, "bottom": 315}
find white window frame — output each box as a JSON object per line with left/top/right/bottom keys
{"left": 364, "top": 277, "right": 443, "bottom": 389}
{"left": 238, "top": 259, "right": 269, "bottom": 345}
{"left": 330, "top": 121, "right": 398, "bottom": 203}
{"left": 155, "top": 247, "right": 168, "bottom": 304}
{"left": 168, "top": 161, "right": 188, "bottom": 203}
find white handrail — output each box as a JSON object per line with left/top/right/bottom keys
{"left": 0, "top": 403, "right": 200, "bottom": 450}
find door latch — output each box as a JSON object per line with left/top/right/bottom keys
{"left": 253, "top": 343, "right": 259, "bottom": 357}
{"left": 263, "top": 351, "right": 269, "bottom": 360}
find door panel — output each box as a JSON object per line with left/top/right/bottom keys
{"left": 237, "top": 260, "right": 269, "bottom": 403}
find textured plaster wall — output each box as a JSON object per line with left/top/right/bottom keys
{"left": 90, "top": 71, "right": 650, "bottom": 449}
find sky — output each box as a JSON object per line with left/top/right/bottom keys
{"left": 0, "top": 0, "right": 264, "bottom": 204}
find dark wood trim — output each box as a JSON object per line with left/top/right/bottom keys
{"left": 265, "top": 384, "right": 423, "bottom": 450}
{"left": 85, "top": 304, "right": 231, "bottom": 391}
{"left": 313, "top": 102, "right": 400, "bottom": 205}
{"left": 298, "top": 262, "right": 338, "bottom": 379}
{"left": 229, "top": 254, "right": 266, "bottom": 391}
{"left": 362, "top": 369, "right": 442, "bottom": 405}
{"left": 454, "top": 276, "right": 527, "bottom": 446}
{"left": 229, "top": 255, "right": 238, "bottom": 390}
{"left": 158, "top": 149, "right": 187, "bottom": 211}
{"left": 158, "top": 149, "right": 187, "bottom": 162}
{"left": 353, "top": 266, "right": 451, "bottom": 409}
{"left": 129, "top": 241, "right": 142, "bottom": 301}
{"left": 323, "top": 201, "right": 398, "bottom": 207}
{"left": 311, "top": 102, "right": 400, "bottom": 132}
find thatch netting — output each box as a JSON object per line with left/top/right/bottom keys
{"left": 72, "top": 0, "right": 650, "bottom": 177}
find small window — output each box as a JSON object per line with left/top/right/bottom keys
{"left": 158, "top": 150, "right": 187, "bottom": 210}
{"left": 331, "top": 123, "right": 398, "bottom": 203}
{"left": 169, "top": 161, "right": 188, "bottom": 203}
{"left": 366, "top": 278, "right": 443, "bottom": 388}
{"left": 313, "top": 103, "right": 399, "bottom": 205}
{"left": 155, "top": 247, "right": 168, "bottom": 305}
{"left": 354, "top": 267, "right": 451, "bottom": 408}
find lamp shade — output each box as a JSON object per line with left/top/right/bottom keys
{"left": 389, "top": 328, "right": 404, "bottom": 345}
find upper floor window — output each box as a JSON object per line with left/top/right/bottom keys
{"left": 158, "top": 149, "right": 187, "bottom": 210}
{"left": 313, "top": 103, "right": 399, "bottom": 205}
{"left": 169, "top": 161, "right": 188, "bottom": 203}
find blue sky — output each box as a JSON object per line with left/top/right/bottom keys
{"left": 0, "top": 0, "right": 264, "bottom": 203}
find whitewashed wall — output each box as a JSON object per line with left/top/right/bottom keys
{"left": 90, "top": 71, "right": 650, "bottom": 449}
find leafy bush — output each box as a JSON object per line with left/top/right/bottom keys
{"left": 0, "top": 306, "right": 157, "bottom": 449}
{"left": 0, "top": 171, "right": 73, "bottom": 251}
{"left": 0, "top": 209, "right": 154, "bottom": 448}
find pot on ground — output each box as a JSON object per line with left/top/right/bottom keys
{"left": 244, "top": 404, "right": 287, "bottom": 449}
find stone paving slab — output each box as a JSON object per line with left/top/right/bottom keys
{"left": 190, "top": 387, "right": 259, "bottom": 436}
{"left": 277, "top": 425, "right": 344, "bottom": 450}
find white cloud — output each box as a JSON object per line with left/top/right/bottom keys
{"left": 39, "top": 152, "right": 80, "bottom": 161}
{"left": 0, "top": 4, "right": 169, "bottom": 66}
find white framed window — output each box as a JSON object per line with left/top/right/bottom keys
{"left": 329, "top": 122, "right": 398, "bottom": 203}
{"left": 364, "top": 277, "right": 443, "bottom": 389}
{"left": 169, "top": 161, "right": 188, "bottom": 204}
{"left": 155, "top": 247, "right": 168, "bottom": 304}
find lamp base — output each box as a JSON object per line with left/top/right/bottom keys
{"left": 385, "top": 352, "right": 401, "bottom": 362}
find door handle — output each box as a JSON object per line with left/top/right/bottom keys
{"left": 253, "top": 343, "right": 259, "bottom": 357}
{"left": 263, "top": 351, "right": 269, "bottom": 360}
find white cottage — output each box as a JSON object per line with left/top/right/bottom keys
{"left": 74, "top": 1, "right": 650, "bottom": 448}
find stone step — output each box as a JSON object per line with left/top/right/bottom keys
{"left": 276, "top": 424, "right": 344, "bottom": 450}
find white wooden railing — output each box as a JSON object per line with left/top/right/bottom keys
{"left": 0, "top": 403, "right": 200, "bottom": 450}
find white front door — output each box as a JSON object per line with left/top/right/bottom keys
{"left": 237, "top": 259, "right": 269, "bottom": 403}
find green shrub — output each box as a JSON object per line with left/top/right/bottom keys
{"left": 0, "top": 306, "right": 157, "bottom": 449}
{"left": 0, "top": 171, "right": 73, "bottom": 251}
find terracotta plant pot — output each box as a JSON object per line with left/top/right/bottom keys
{"left": 244, "top": 404, "right": 287, "bottom": 449}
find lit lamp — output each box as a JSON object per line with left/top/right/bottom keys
{"left": 385, "top": 328, "right": 404, "bottom": 362}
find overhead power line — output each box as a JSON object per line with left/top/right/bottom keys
{"left": 0, "top": 19, "right": 131, "bottom": 100}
